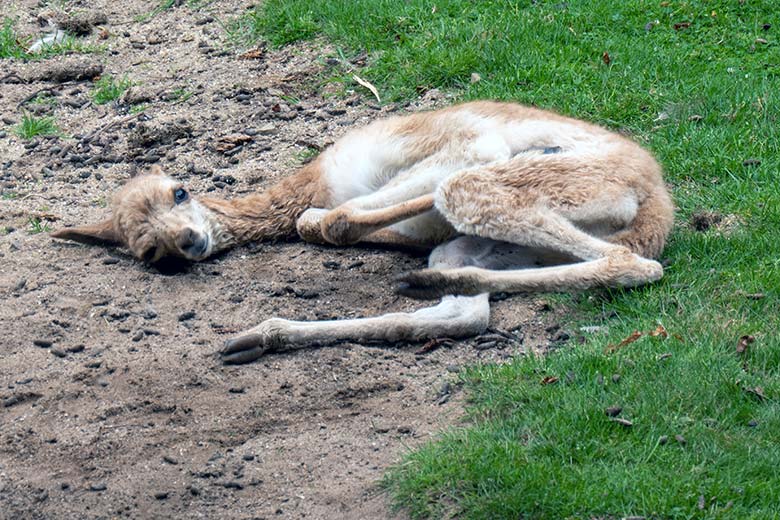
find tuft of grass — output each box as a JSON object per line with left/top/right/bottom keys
{"left": 243, "top": 0, "right": 780, "bottom": 518}
{"left": 1, "top": 17, "right": 102, "bottom": 60}
{"left": 28, "top": 217, "right": 52, "bottom": 234}
{"left": 0, "top": 17, "right": 27, "bottom": 58}
{"left": 14, "top": 113, "right": 60, "bottom": 139}
{"left": 91, "top": 75, "right": 133, "bottom": 105}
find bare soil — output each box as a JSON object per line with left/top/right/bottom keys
{"left": 0, "top": 2, "right": 566, "bottom": 518}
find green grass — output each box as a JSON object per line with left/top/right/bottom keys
{"left": 14, "top": 113, "right": 60, "bottom": 139}
{"left": 91, "top": 75, "right": 133, "bottom": 105}
{"left": 0, "top": 17, "right": 27, "bottom": 58}
{"left": 28, "top": 217, "right": 51, "bottom": 234}
{"left": 1, "top": 17, "right": 101, "bottom": 59}
{"left": 245, "top": 1, "right": 780, "bottom": 517}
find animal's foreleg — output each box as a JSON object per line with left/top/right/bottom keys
{"left": 220, "top": 294, "right": 489, "bottom": 364}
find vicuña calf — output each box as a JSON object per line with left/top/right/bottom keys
{"left": 52, "top": 101, "right": 674, "bottom": 363}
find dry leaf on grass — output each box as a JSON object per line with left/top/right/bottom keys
{"left": 649, "top": 324, "right": 668, "bottom": 338}
{"left": 602, "top": 51, "right": 611, "bottom": 65}
{"left": 605, "top": 330, "right": 642, "bottom": 353}
{"left": 353, "top": 74, "right": 381, "bottom": 103}
{"left": 541, "top": 376, "right": 559, "bottom": 385}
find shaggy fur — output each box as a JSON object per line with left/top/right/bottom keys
{"left": 51, "top": 101, "right": 674, "bottom": 363}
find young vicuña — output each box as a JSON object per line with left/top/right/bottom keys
{"left": 51, "top": 101, "right": 674, "bottom": 363}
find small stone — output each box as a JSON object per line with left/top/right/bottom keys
{"left": 162, "top": 455, "right": 178, "bottom": 465}
{"left": 242, "top": 454, "right": 255, "bottom": 461}
{"left": 89, "top": 483, "right": 107, "bottom": 492}
{"left": 153, "top": 491, "right": 169, "bottom": 500}
{"left": 66, "top": 344, "right": 85, "bottom": 353}
{"left": 256, "top": 123, "right": 277, "bottom": 135}
{"left": 102, "top": 257, "right": 120, "bottom": 265}
{"left": 178, "top": 310, "right": 196, "bottom": 322}
{"left": 51, "top": 348, "right": 67, "bottom": 358}
{"left": 131, "top": 330, "right": 144, "bottom": 342}
{"left": 33, "top": 339, "right": 53, "bottom": 348}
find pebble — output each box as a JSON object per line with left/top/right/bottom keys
{"left": 242, "top": 454, "right": 255, "bottom": 461}
{"left": 51, "top": 348, "right": 67, "bottom": 358}
{"left": 162, "top": 455, "right": 178, "bottom": 465}
{"left": 102, "top": 257, "right": 120, "bottom": 265}
{"left": 33, "top": 339, "right": 53, "bottom": 348}
{"left": 131, "top": 330, "right": 144, "bottom": 342}
{"left": 178, "top": 310, "right": 196, "bottom": 322}
{"left": 0, "top": 131, "right": 6, "bottom": 138}
{"left": 89, "top": 483, "right": 107, "bottom": 492}
{"left": 66, "top": 345, "right": 85, "bottom": 353}
{"left": 153, "top": 491, "right": 169, "bottom": 500}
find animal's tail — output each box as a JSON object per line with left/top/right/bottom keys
{"left": 608, "top": 185, "right": 674, "bottom": 259}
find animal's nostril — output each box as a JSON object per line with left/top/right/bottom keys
{"left": 177, "top": 228, "right": 196, "bottom": 249}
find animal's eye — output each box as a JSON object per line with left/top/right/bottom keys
{"left": 173, "top": 188, "right": 188, "bottom": 204}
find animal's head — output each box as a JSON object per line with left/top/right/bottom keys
{"left": 51, "top": 166, "right": 216, "bottom": 263}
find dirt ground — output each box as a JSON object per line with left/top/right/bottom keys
{"left": 0, "top": 2, "right": 567, "bottom": 518}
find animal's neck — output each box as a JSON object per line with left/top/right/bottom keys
{"left": 199, "top": 162, "right": 327, "bottom": 251}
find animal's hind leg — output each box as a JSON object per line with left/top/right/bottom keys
{"left": 397, "top": 167, "right": 664, "bottom": 299}
{"left": 220, "top": 238, "right": 491, "bottom": 364}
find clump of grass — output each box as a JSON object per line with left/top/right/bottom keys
{"left": 1, "top": 17, "right": 103, "bottom": 60}
{"left": 0, "top": 17, "right": 28, "bottom": 58}
{"left": 14, "top": 113, "right": 60, "bottom": 139}
{"left": 91, "top": 75, "right": 133, "bottom": 105}
{"left": 28, "top": 217, "right": 52, "bottom": 234}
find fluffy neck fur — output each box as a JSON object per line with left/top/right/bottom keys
{"left": 198, "top": 162, "right": 327, "bottom": 251}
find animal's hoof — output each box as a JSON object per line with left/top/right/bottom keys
{"left": 221, "top": 334, "right": 270, "bottom": 364}
{"left": 321, "top": 209, "right": 361, "bottom": 245}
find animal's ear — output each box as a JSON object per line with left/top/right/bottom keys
{"left": 50, "top": 218, "right": 121, "bottom": 246}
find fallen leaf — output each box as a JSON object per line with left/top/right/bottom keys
{"left": 605, "top": 330, "right": 642, "bottom": 353}
{"left": 657, "top": 352, "right": 673, "bottom": 361}
{"left": 353, "top": 74, "right": 381, "bottom": 103}
{"left": 239, "top": 48, "right": 265, "bottom": 60}
{"left": 736, "top": 335, "right": 755, "bottom": 354}
{"left": 755, "top": 38, "right": 768, "bottom": 45}
{"left": 605, "top": 405, "right": 623, "bottom": 417}
{"left": 675, "top": 434, "right": 687, "bottom": 445}
{"left": 541, "top": 376, "right": 559, "bottom": 385}
{"left": 602, "top": 51, "right": 611, "bottom": 65}
{"left": 610, "top": 417, "right": 633, "bottom": 427}
{"left": 673, "top": 21, "right": 691, "bottom": 31}
{"left": 414, "top": 337, "right": 454, "bottom": 355}
{"left": 742, "top": 158, "right": 762, "bottom": 167}
{"left": 688, "top": 114, "right": 703, "bottom": 122}
{"left": 649, "top": 324, "right": 668, "bottom": 338}
{"left": 698, "top": 494, "right": 706, "bottom": 510}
